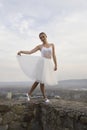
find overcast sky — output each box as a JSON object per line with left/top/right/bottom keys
{"left": 0, "top": 0, "right": 87, "bottom": 82}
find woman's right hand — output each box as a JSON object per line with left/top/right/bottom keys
{"left": 17, "top": 51, "right": 22, "bottom": 56}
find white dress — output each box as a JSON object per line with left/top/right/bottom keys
{"left": 16, "top": 46, "right": 58, "bottom": 86}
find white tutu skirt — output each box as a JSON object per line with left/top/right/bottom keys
{"left": 17, "top": 55, "right": 58, "bottom": 86}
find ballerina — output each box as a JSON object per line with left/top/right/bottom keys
{"left": 17, "top": 32, "right": 58, "bottom": 103}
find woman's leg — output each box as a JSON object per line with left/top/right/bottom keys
{"left": 40, "top": 83, "right": 47, "bottom": 99}
{"left": 28, "top": 81, "right": 39, "bottom": 96}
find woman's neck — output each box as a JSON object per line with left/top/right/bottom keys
{"left": 43, "top": 40, "right": 48, "bottom": 45}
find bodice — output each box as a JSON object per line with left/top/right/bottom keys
{"left": 41, "top": 46, "right": 52, "bottom": 59}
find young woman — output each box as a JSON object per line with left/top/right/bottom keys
{"left": 17, "top": 32, "right": 58, "bottom": 102}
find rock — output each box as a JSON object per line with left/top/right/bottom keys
{"left": 8, "top": 121, "right": 25, "bottom": 130}
{"left": 21, "top": 122, "right": 27, "bottom": 128}
{"left": 64, "top": 128, "right": 69, "bottom": 130}
{"left": 2, "top": 112, "right": 15, "bottom": 124}
{"left": 80, "top": 116, "right": 87, "bottom": 124}
{"left": 11, "top": 105, "right": 25, "bottom": 114}
{"left": 0, "top": 105, "right": 10, "bottom": 112}
{"left": 0, "top": 125, "right": 8, "bottom": 130}
{"left": 0, "top": 117, "right": 2, "bottom": 124}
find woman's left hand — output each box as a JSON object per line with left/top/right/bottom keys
{"left": 54, "top": 66, "right": 57, "bottom": 71}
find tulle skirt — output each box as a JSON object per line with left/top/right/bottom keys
{"left": 16, "top": 55, "right": 58, "bottom": 86}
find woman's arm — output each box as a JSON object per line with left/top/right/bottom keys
{"left": 17, "top": 45, "right": 40, "bottom": 55}
{"left": 52, "top": 44, "right": 58, "bottom": 71}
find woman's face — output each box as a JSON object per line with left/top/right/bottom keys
{"left": 39, "top": 34, "right": 47, "bottom": 42}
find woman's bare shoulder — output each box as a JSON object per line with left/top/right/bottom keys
{"left": 36, "top": 44, "right": 43, "bottom": 49}
{"left": 49, "top": 43, "right": 55, "bottom": 47}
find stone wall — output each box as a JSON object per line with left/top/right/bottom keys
{"left": 0, "top": 99, "right": 87, "bottom": 130}
{"left": 40, "top": 99, "right": 87, "bottom": 130}
{"left": 0, "top": 100, "right": 42, "bottom": 130}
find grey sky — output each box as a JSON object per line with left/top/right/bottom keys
{"left": 0, "top": 0, "right": 87, "bottom": 81}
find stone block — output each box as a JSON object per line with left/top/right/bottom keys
{"left": 8, "top": 121, "right": 25, "bottom": 130}
{"left": 0, "top": 125, "right": 8, "bottom": 130}
{"left": 0, "top": 105, "right": 10, "bottom": 112}
{"left": 3, "top": 112, "right": 15, "bottom": 124}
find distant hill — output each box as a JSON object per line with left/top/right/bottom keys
{"left": 0, "top": 81, "right": 31, "bottom": 88}
{"left": 57, "top": 79, "right": 87, "bottom": 90}
{"left": 0, "top": 79, "right": 87, "bottom": 90}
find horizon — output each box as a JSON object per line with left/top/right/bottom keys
{"left": 0, "top": 78, "right": 87, "bottom": 82}
{"left": 0, "top": 79, "right": 87, "bottom": 89}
